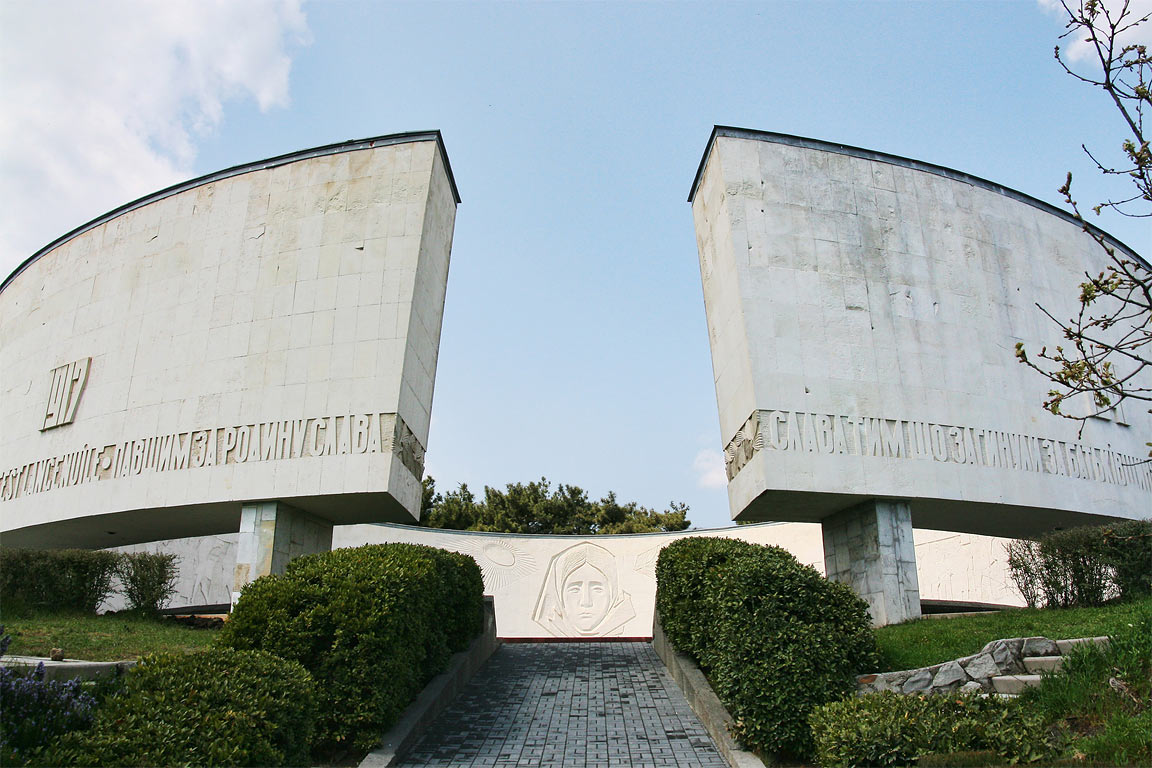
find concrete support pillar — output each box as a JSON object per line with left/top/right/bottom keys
{"left": 821, "top": 500, "right": 921, "bottom": 627}
{"left": 231, "top": 501, "right": 333, "bottom": 605}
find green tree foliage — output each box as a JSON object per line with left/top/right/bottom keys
{"left": 419, "top": 476, "right": 691, "bottom": 534}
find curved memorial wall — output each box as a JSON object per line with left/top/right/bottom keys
{"left": 105, "top": 522, "right": 1025, "bottom": 637}
{"left": 691, "top": 127, "right": 1152, "bottom": 538}
{"left": 0, "top": 132, "right": 459, "bottom": 554}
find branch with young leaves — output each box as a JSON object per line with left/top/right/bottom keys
{"left": 1017, "top": 0, "right": 1151, "bottom": 459}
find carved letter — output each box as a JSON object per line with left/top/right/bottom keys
{"left": 261, "top": 422, "right": 277, "bottom": 461}
{"left": 832, "top": 416, "right": 849, "bottom": 454}
{"left": 882, "top": 420, "right": 907, "bottom": 458}
{"left": 353, "top": 415, "right": 370, "bottom": 453}
{"left": 815, "top": 414, "right": 833, "bottom": 454}
{"left": 366, "top": 414, "right": 381, "bottom": 453}
{"left": 222, "top": 428, "right": 238, "bottom": 463}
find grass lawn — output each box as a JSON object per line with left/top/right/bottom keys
{"left": 874, "top": 596, "right": 1152, "bottom": 672}
{"left": 1, "top": 611, "right": 218, "bottom": 661}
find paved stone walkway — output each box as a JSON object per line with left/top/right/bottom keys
{"left": 395, "top": 642, "right": 727, "bottom": 768}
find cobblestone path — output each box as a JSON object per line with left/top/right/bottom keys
{"left": 395, "top": 642, "right": 728, "bottom": 768}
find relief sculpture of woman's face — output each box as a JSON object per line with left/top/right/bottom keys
{"left": 563, "top": 561, "right": 610, "bottom": 632}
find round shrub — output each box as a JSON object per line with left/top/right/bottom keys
{"left": 656, "top": 537, "right": 878, "bottom": 761}
{"left": 115, "top": 551, "right": 178, "bottom": 614}
{"left": 810, "top": 691, "right": 1058, "bottom": 768}
{"left": 45, "top": 647, "right": 314, "bottom": 767}
{"left": 655, "top": 536, "right": 748, "bottom": 660}
{"left": 217, "top": 543, "right": 484, "bottom": 751}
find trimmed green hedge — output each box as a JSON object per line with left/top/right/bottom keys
{"left": 44, "top": 647, "right": 315, "bottom": 767}
{"left": 0, "top": 549, "right": 179, "bottom": 615}
{"left": 0, "top": 550, "right": 119, "bottom": 614}
{"left": 217, "top": 543, "right": 484, "bottom": 750}
{"left": 810, "top": 691, "right": 1059, "bottom": 767}
{"left": 656, "top": 537, "right": 878, "bottom": 761}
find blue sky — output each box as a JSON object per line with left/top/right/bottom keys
{"left": 2, "top": 1, "right": 1148, "bottom": 530}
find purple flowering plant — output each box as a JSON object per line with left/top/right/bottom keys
{"left": 0, "top": 625, "right": 96, "bottom": 765}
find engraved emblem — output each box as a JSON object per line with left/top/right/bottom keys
{"left": 633, "top": 545, "right": 661, "bottom": 580}
{"left": 41, "top": 358, "right": 91, "bottom": 431}
{"left": 393, "top": 417, "right": 426, "bottom": 477}
{"left": 453, "top": 538, "right": 538, "bottom": 592}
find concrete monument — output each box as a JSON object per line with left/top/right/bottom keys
{"left": 0, "top": 132, "right": 459, "bottom": 599}
{"left": 690, "top": 127, "right": 1152, "bottom": 624}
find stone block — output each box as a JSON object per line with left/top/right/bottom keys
{"left": 961, "top": 653, "right": 1001, "bottom": 681}
{"left": 992, "top": 674, "right": 1042, "bottom": 695}
{"left": 1056, "top": 636, "right": 1110, "bottom": 654}
{"left": 1024, "top": 656, "right": 1063, "bottom": 674}
{"left": 1021, "top": 637, "right": 1058, "bottom": 657}
{"left": 901, "top": 668, "right": 933, "bottom": 694}
{"left": 930, "top": 661, "right": 969, "bottom": 689}
{"left": 881, "top": 670, "right": 912, "bottom": 688}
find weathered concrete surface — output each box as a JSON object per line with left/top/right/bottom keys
{"left": 231, "top": 500, "right": 333, "bottom": 601}
{"left": 822, "top": 500, "right": 921, "bottom": 625}
{"left": 1, "top": 655, "right": 135, "bottom": 683}
{"left": 691, "top": 128, "right": 1152, "bottom": 537}
{"left": 2, "top": 133, "right": 459, "bottom": 550}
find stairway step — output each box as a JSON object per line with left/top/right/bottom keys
{"left": 1056, "top": 636, "right": 1109, "bottom": 654}
{"left": 1023, "top": 656, "right": 1063, "bottom": 674}
{"left": 992, "top": 674, "right": 1043, "bottom": 695}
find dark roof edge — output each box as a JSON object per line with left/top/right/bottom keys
{"left": 688, "top": 125, "right": 1147, "bottom": 269}
{"left": 2, "top": 130, "right": 460, "bottom": 293}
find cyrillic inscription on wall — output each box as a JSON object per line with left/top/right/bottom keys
{"left": 722, "top": 409, "right": 1152, "bottom": 492}
{"left": 2, "top": 412, "right": 425, "bottom": 503}
{"left": 41, "top": 358, "right": 90, "bottom": 431}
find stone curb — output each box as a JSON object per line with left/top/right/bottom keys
{"left": 652, "top": 612, "right": 767, "bottom": 768}
{"left": 857, "top": 635, "right": 1111, "bottom": 697}
{"left": 1, "top": 655, "right": 136, "bottom": 683}
{"left": 358, "top": 597, "right": 500, "bottom": 768}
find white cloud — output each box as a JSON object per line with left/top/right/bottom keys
{"left": 0, "top": 0, "right": 309, "bottom": 280}
{"left": 692, "top": 448, "right": 728, "bottom": 489}
{"left": 1039, "top": 0, "right": 1152, "bottom": 62}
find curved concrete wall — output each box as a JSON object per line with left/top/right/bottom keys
{"left": 691, "top": 128, "right": 1151, "bottom": 537}
{"left": 1, "top": 133, "right": 459, "bottom": 548}
{"left": 103, "top": 523, "right": 1025, "bottom": 634}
